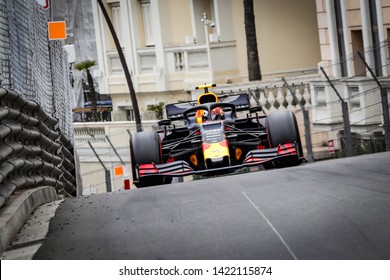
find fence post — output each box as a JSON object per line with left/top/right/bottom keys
{"left": 357, "top": 51, "right": 390, "bottom": 151}
{"left": 320, "top": 67, "right": 354, "bottom": 157}
{"left": 282, "top": 77, "right": 314, "bottom": 162}
{"left": 105, "top": 135, "right": 125, "bottom": 165}
{"left": 88, "top": 140, "right": 112, "bottom": 192}
{"left": 248, "top": 88, "right": 261, "bottom": 107}
{"left": 105, "top": 170, "right": 112, "bottom": 192}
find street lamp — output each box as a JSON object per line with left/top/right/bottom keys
{"left": 201, "top": 13, "right": 215, "bottom": 83}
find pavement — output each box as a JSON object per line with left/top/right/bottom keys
{"left": 0, "top": 186, "right": 62, "bottom": 259}
{"left": 31, "top": 152, "right": 390, "bottom": 260}
{"left": 2, "top": 152, "right": 390, "bottom": 260}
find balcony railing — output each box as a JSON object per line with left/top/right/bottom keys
{"left": 105, "top": 42, "right": 236, "bottom": 81}
{"left": 136, "top": 44, "right": 212, "bottom": 75}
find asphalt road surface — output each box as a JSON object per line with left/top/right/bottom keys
{"left": 34, "top": 152, "right": 390, "bottom": 260}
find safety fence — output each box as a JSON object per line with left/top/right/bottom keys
{"left": 237, "top": 78, "right": 387, "bottom": 160}
{"left": 213, "top": 40, "right": 390, "bottom": 160}
{"left": 0, "top": 88, "right": 76, "bottom": 209}
{"left": 212, "top": 84, "right": 388, "bottom": 161}
{"left": 0, "top": 0, "right": 73, "bottom": 139}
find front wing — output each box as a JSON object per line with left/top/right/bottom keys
{"left": 133, "top": 143, "right": 302, "bottom": 182}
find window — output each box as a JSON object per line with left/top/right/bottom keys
{"left": 190, "top": 0, "right": 214, "bottom": 44}
{"left": 314, "top": 86, "right": 326, "bottom": 107}
{"left": 348, "top": 86, "right": 360, "bottom": 110}
{"left": 174, "top": 51, "right": 184, "bottom": 71}
{"left": 141, "top": 0, "right": 154, "bottom": 46}
{"left": 351, "top": 30, "right": 365, "bottom": 76}
{"left": 111, "top": 3, "right": 122, "bottom": 43}
{"left": 126, "top": 108, "right": 134, "bottom": 121}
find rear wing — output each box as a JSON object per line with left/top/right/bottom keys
{"left": 165, "top": 93, "right": 250, "bottom": 120}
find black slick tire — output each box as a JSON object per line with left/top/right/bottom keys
{"left": 265, "top": 111, "right": 303, "bottom": 168}
{"left": 130, "top": 131, "right": 164, "bottom": 187}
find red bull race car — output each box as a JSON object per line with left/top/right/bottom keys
{"left": 130, "top": 84, "right": 304, "bottom": 187}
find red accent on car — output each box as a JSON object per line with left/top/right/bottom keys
{"left": 244, "top": 157, "right": 270, "bottom": 163}
{"left": 166, "top": 157, "right": 175, "bottom": 163}
{"left": 139, "top": 164, "right": 159, "bottom": 176}
{"left": 219, "top": 140, "right": 228, "bottom": 147}
{"left": 277, "top": 143, "right": 297, "bottom": 155}
{"left": 202, "top": 143, "right": 211, "bottom": 150}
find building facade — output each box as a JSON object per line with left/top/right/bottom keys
{"left": 91, "top": 0, "right": 321, "bottom": 121}
{"left": 316, "top": 0, "right": 390, "bottom": 77}
{"left": 311, "top": 0, "right": 390, "bottom": 141}
{"left": 77, "top": 0, "right": 390, "bottom": 194}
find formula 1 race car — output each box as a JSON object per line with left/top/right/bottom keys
{"left": 129, "top": 84, "right": 304, "bottom": 187}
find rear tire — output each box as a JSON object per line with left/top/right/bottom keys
{"left": 265, "top": 111, "right": 303, "bottom": 168}
{"left": 130, "top": 131, "right": 164, "bottom": 187}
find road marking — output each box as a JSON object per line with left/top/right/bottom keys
{"left": 242, "top": 192, "right": 298, "bottom": 260}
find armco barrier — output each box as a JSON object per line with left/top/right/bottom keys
{"left": 0, "top": 88, "right": 76, "bottom": 208}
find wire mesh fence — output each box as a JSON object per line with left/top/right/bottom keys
{"left": 211, "top": 40, "right": 390, "bottom": 160}
{"left": 0, "top": 0, "right": 73, "bottom": 139}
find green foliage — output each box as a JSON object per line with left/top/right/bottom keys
{"left": 74, "top": 60, "right": 96, "bottom": 73}
{"left": 74, "top": 60, "right": 100, "bottom": 122}
{"left": 147, "top": 102, "right": 165, "bottom": 119}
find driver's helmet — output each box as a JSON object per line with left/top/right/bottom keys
{"left": 210, "top": 107, "right": 223, "bottom": 120}
{"left": 195, "top": 93, "right": 224, "bottom": 122}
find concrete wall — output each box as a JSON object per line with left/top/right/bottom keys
{"left": 74, "top": 121, "right": 158, "bottom": 194}
{"left": 166, "top": 0, "right": 192, "bottom": 46}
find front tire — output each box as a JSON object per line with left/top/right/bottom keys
{"left": 265, "top": 111, "right": 303, "bottom": 167}
{"left": 130, "top": 131, "right": 164, "bottom": 187}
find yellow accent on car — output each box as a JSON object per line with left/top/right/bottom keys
{"left": 197, "top": 92, "right": 219, "bottom": 105}
{"left": 195, "top": 83, "right": 216, "bottom": 91}
{"left": 203, "top": 142, "right": 230, "bottom": 160}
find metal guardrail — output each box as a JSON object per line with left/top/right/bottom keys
{"left": 0, "top": 88, "right": 76, "bottom": 208}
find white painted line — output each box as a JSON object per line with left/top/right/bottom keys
{"left": 242, "top": 191, "right": 298, "bottom": 260}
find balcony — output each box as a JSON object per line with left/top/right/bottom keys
{"left": 104, "top": 41, "right": 238, "bottom": 93}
